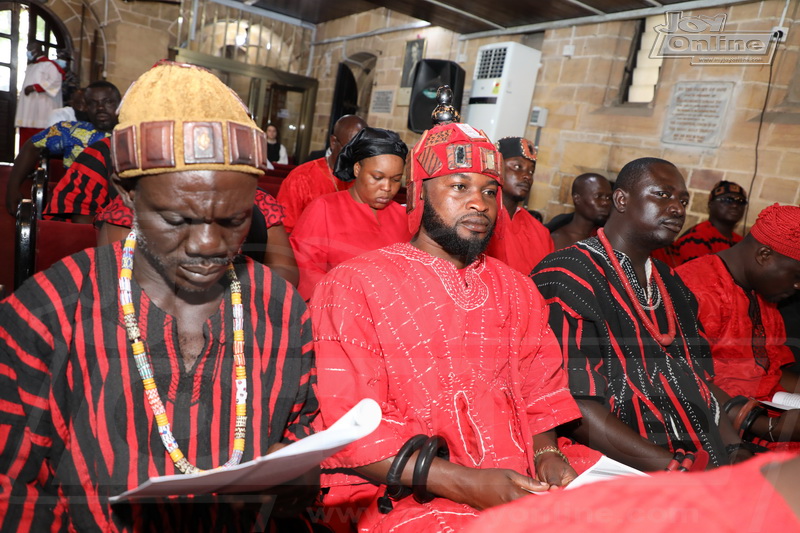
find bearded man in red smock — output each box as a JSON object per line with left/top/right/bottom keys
{"left": 678, "top": 203, "right": 800, "bottom": 445}
{"left": 277, "top": 115, "right": 366, "bottom": 233}
{"left": 486, "top": 136, "right": 554, "bottom": 275}
{"left": 309, "top": 91, "right": 588, "bottom": 532}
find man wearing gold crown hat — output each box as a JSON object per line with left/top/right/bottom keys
{"left": 308, "top": 88, "right": 591, "bottom": 531}
{"left": 0, "top": 62, "right": 319, "bottom": 531}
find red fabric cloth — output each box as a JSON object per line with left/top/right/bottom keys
{"left": 486, "top": 207, "right": 554, "bottom": 276}
{"left": 657, "top": 220, "right": 742, "bottom": 268}
{"left": 677, "top": 254, "right": 794, "bottom": 400}
{"left": 310, "top": 243, "right": 583, "bottom": 531}
{"left": 290, "top": 190, "right": 411, "bottom": 300}
{"left": 276, "top": 157, "right": 351, "bottom": 234}
{"left": 462, "top": 452, "right": 800, "bottom": 533}
{"left": 44, "top": 137, "right": 112, "bottom": 218}
{"left": 17, "top": 127, "right": 39, "bottom": 147}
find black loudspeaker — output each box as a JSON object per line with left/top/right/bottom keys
{"left": 407, "top": 60, "right": 465, "bottom": 134}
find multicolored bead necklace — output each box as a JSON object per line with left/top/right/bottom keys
{"left": 119, "top": 231, "right": 247, "bottom": 474}
{"left": 597, "top": 228, "right": 676, "bottom": 346}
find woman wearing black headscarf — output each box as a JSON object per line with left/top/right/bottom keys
{"left": 290, "top": 127, "right": 410, "bottom": 299}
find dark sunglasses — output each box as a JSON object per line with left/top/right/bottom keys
{"left": 714, "top": 196, "right": 747, "bottom": 206}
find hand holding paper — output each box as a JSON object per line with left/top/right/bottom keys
{"left": 110, "top": 398, "right": 382, "bottom": 503}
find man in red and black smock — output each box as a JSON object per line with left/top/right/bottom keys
{"left": 533, "top": 157, "right": 748, "bottom": 472}
{"left": 0, "top": 62, "right": 319, "bottom": 532}
{"left": 43, "top": 135, "right": 299, "bottom": 286}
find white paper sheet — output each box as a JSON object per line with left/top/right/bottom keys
{"left": 565, "top": 454, "right": 648, "bottom": 490}
{"left": 528, "top": 455, "right": 648, "bottom": 495}
{"left": 762, "top": 391, "right": 800, "bottom": 411}
{"left": 109, "top": 398, "right": 382, "bottom": 503}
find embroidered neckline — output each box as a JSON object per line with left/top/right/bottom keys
{"left": 383, "top": 243, "right": 489, "bottom": 310}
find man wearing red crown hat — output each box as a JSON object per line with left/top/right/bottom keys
{"left": 309, "top": 93, "right": 591, "bottom": 531}
{"left": 678, "top": 203, "right": 800, "bottom": 446}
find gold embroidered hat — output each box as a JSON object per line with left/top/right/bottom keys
{"left": 112, "top": 60, "right": 268, "bottom": 178}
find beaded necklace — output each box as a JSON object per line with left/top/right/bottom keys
{"left": 597, "top": 228, "right": 676, "bottom": 346}
{"left": 119, "top": 231, "right": 247, "bottom": 474}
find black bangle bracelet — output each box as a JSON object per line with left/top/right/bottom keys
{"left": 723, "top": 395, "right": 749, "bottom": 415}
{"left": 412, "top": 436, "right": 449, "bottom": 504}
{"left": 741, "top": 406, "right": 767, "bottom": 442}
{"left": 726, "top": 440, "right": 768, "bottom": 458}
{"left": 377, "top": 434, "right": 427, "bottom": 514}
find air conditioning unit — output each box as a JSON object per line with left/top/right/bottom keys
{"left": 465, "top": 42, "right": 541, "bottom": 143}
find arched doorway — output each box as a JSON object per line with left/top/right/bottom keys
{"left": 0, "top": 1, "right": 72, "bottom": 161}
{"left": 326, "top": 52, "right": 377, "bottom": 143}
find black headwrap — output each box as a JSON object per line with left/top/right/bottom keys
{"left": 333, "top": 127, "right": 409, "bottom": 182}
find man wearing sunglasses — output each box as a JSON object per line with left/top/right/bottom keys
{"left": 657, "top": 180, "right": 747, "bottom": 267}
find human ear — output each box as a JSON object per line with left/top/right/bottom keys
{"left": 110, "top": 174, "right": 136, "bottom": 211}
{"left": 754, "top": 246, "right": 773, "bottom": 267}
{"left": 613, "top": 188, "right": 627, "bottom": 212}
{"left": 354, "top": 162, "right": 362, "bottom": 180}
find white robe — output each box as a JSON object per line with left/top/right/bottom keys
{"left": 15, "top": 59, "right": 63, "bottom": 129}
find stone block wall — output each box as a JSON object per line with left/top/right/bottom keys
{"left": 47, "top": 0, "right": 181, "bottom": 93}
{"left": 44, "top": 0, "right": 799, "bottom": 231}
{"left": 310, "top": 0, "right": 800, "bottom": 232}
{"left": 48, "top": 0, "right": 310, "bottom": 94}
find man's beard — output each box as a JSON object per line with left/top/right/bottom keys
{"left": 132, "top": 217, "right": 229, "bottom": 293}
{"left": 421, "top": 201, "right": 494, "bottom": 266}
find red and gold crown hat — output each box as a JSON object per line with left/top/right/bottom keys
{"left": 406, "top": 85, "right": 504, "bottom": 234}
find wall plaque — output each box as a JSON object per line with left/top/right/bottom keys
{"left": 662, "top": 82, "right": 734, "bottom": 148}
{"left": 370, "top": 90, "right": 394, "bottom": 114}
